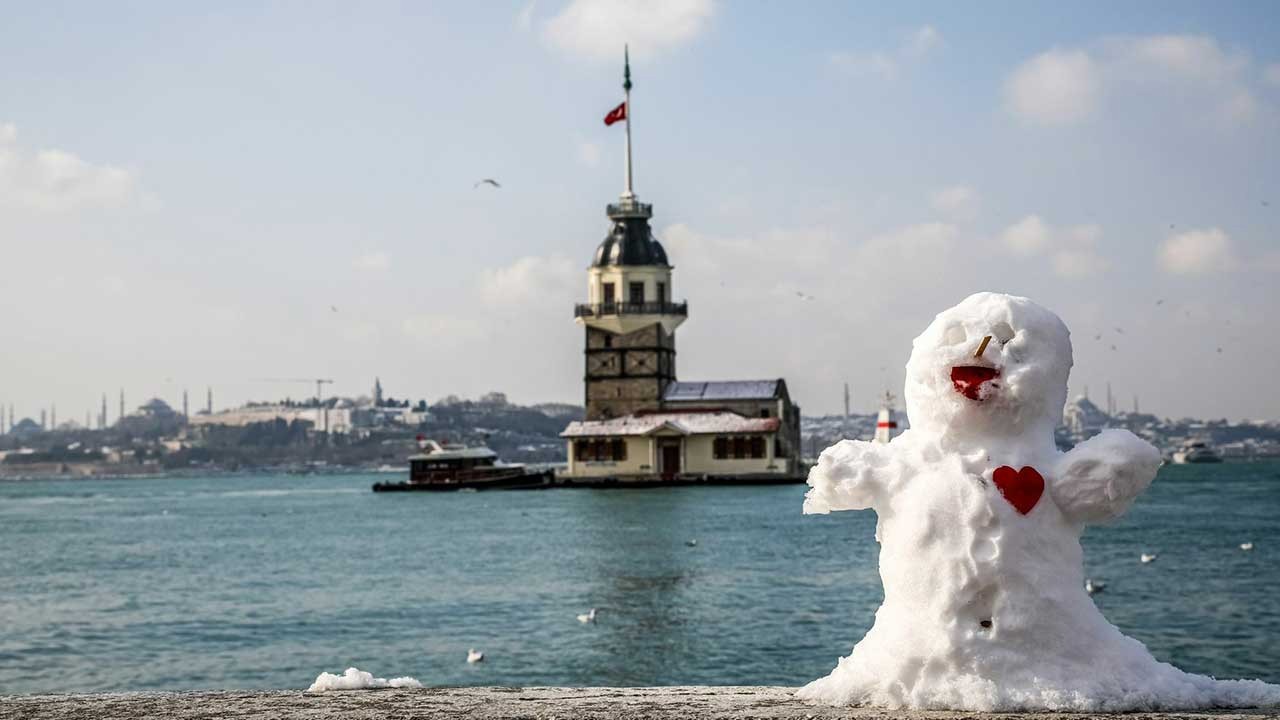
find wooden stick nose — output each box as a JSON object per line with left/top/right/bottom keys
{"left": 974, "top": 335, "right": 992, "bottom": 359}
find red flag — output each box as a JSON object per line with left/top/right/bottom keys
{"left": 604, "top": 101, "right": 627, "bottom": 126}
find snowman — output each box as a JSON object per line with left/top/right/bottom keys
{"left": 800, "top": 292, "right": 1279, "bottom": 711}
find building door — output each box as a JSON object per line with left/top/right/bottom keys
{"left": 660, "top": 442, "right": 681, "bottom": 480}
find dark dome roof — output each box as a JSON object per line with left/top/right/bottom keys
{"left": 592, "top": 218, "right": 669, "bottom": 267}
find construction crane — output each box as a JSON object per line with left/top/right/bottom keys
{"left": 253, "top": 378, "right": 335, "bottom": 433}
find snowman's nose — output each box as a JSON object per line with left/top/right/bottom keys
{"left": 974, "top": 335, "right": 993, "bottom": 359}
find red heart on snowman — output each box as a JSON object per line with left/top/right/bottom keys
{"left": 992, "top": 465, "right": 1044, "bottom": 515}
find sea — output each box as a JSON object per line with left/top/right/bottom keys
{"left": 1, "top": 462, "right": 1277, "bottom": 694}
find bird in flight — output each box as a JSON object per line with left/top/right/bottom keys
{"left": 795, "top": 291, "right": 815, "bottom": 301}
{"left": 474, "top": 179, "right": 501, "bottom": 189}
{"left": 330, "top": 305, "right": 339, "bottom": 313}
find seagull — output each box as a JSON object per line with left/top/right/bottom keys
{"left": 1140, "top": 553, "right": 1158, "bottom": 564}
{"left": 1217, "top": 347, "right": 1223, "bottom": 354}
{"left": 1110, "top": 344, "right": 1118, "bottom": 351}
{"left": 795, "top": 291, "right": 815, "bottom": 301}
{"left": 466, "top": 648, "right": 485, "bottom": 663}
{"left": 330, "top": 305, "right": 339, "bottom": 313}
{"left": 1085, "top": 578, "right": 1106, "bottom": 595}
{"left": 1156, "top": 299, "right": 1165, "bottom": 306}
{"left": 1241, "top": 542, "right": 1254, "bottom": 551}
{"left": 1114, "top": 327, "right": 1125, "bottom": 335}
{"left": 686, "top": 539, "right": 698, "bottom": 547}
{"left": 577, "top": 608, "right": 597, "bottom": 624}
{"left": 474, "top": 178, "right": 501, "bottom": 189}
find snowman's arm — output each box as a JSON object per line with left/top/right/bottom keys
{"left": 803, "top": 439, "right": 894, "bottom": 514}
{"left": 1049, "top": 429, "right": 1162, "bottom": 524}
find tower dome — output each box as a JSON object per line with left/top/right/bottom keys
{"left": 592, "top": 215, "right": 669, "bottom": 267}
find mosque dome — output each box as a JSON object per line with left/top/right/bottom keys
{"left": 592, "top": 218, "right": 669, "bottom": 267}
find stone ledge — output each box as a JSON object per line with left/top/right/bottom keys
{"left": 2, "top": 686, "right": 1278, "bottom": 720}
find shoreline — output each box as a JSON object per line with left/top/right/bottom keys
{"left": 4, "top": 687, "right": 1278, "bottom": 720}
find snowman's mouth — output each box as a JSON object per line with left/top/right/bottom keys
{"left": 951, "top": 366, "right": 999, "bottom": 401}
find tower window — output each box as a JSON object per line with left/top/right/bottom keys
{"left": 657, "top": 282, "right": 666, "bottom": 302}
{"left": 629, "top": 282, "right": 644, "bottom": 304}
{"left": 603, "top": 283, "right": 615, "bottom": 305}
{"left": 603, "top": 335, "right": 612, "bottom": 348}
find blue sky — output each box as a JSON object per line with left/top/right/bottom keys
{"left": 1, "top": 1, "right": 1278, "bottom": 423}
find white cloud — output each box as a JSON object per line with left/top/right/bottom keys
{"left": 1000, "top": 216, "right": 1108, "bottom": 277}
{"left": 1001, "top": 215, "right": 1052, "bottom": 255}
{"left": 1004, "top": 49, "right": 1099, "bottom": 125}
{"left": 577, "top": 140, "right": 601, "bottom": 167}
{"left": 354, "top": 252, "right": 390, "bottom": 271}
{"left": 0, "top": 124, "right": 143, "bottom": 212}
{"left": 903, "top": 25, "right": 943, "bottom": 59}
{"left": 930, "top": 185, "right": 979, "bottom": 221}
{"left": 1159, "top": 228, "right": 1236, "bottom": 274}
{"left": 1006, "top": 34, "right": 1267, "bottom": 127}
{"left": 1266, "top": 63, "right": 1280, "bottom": 87}
{"left": 478, "top": 255, "right": 576, "bottom": 306}
{"left": 543, "top": 0, "right": 714, "bottom": 61}
{"left": 516, "top": 0, "right": 537, "bottom": 32}
{"left": 830, "top": 24, "right": 943, "bottom": 80}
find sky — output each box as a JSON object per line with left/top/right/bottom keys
{"left": 1, "top": 0, "right": 1278, "bottom": 424}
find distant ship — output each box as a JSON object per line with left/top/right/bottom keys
{"left": 1172, "top": 439, "right": 1223, "bottom": 464}
{"left": 371, "top": 437, "right": 554, "bottom": 492}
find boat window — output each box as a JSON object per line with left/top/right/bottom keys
{"left": 732, "top": 436, "right": 746, "bottom": 459}
{"left": 611, "top": 438, "right": 626, "bottom": 461}
{"left": 749, "top": 436, "right": 765, "bottom": 459}
{"left": 713, "top": 437, "right": 728, "bottom": 459}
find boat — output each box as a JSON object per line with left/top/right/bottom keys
{"left": 1171, "top": 439, "right": 1223, "bottom": 464}
{"left": 371, "top": 437, "right": 554, "bottom": 492}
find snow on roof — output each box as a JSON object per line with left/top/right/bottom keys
{"left": 662, "top": 380, "right": 781, "bottom": 402}
{"left": 561, "top": 412, "right": 780, "bottom": 438}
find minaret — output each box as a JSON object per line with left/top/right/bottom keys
{"left": 207, "top": 387, "right": 213, "bottom": 414}
{"left": 50, "top": 404, "right": 56, "bottom": 430}
{"left": 374, "top": 377, "right": 384, "bottom": 407}
{"left": 575, "top": 48, "right": 687, "bottom": 421}
{"left": 119, "top": 389, "right": 125, "bottom": 422}
{"left": 101, "top": 393, "right": 108, "bottom": 429}
{"left": 182, "top": 390, "right": 189, "bottom": 420}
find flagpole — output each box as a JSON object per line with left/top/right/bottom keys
{"left": 623, "top": 44, "right": 634, "bottom": 199}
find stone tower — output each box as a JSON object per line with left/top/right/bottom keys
{"left": 574, "top": 48, "right": 687, "bottom": 421}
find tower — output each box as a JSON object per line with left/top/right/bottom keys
{"left": 50, "top": 404, "right": 56, "bottom": 430}
{"left": 874, "top": 391, "right": 898, "bottom": 444}
{"left": 574, "top": 48, "right": 687, "bottom": 420}
{"left": 374, "top": 377, "right": 384, "bottom": 407}
{"left": 119, "top": 389, "right": 125, "bottom": 423}
{"left": 101, "top": 393, "right": 108, "bottom": 429}
{"left": 182, "top": 389, "right": 189, "bottom": 420}
{"left": 207, "top": 387, "right": 213, "bottom": 414}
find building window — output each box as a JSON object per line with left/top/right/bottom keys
{"left": 732, "top": 436, "right": 746, "bottom": 459}
{"left": 611, "top": 438, "right": 626, "bottom": 461}
{"left": 749, "top": 436, "right": 765, "bottom": 459}
{"left": 603, "top": 282, "right": 615, "bottom": 304}
{"left": 657, "top": 282, "right": 666, "bottom": 302}
{"left": 759, "top": 408, "right": 770, "bottom": 418}
{"left": 629, "top": 281, "right": 644, "bottom": 304}
{"left": 713, "top": 437, "right": 727, "bottom": 459}
{"left": 603, "top": 335, "right": 612, "bottom": 348}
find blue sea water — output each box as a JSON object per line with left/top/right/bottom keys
{"left": 0, "top": 462, "right": 1277, "bottom": 694}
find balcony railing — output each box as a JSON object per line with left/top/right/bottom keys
{"left": 606, "top": 200, "right": 653, "bottom": 218}
{"left": 574, "top": 301, "right": 688, "bottom": 319}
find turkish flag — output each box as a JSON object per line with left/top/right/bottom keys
{"left": 604, "top": 101, "right": 627, "bottom": 126}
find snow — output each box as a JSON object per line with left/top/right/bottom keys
{"left": 306, "top": 667, "right": 422, "bottom": 692}
{"left": 800, "top": 292, "right": 1280, "bottom": 711}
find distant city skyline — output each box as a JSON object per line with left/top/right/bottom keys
{"left": 1, "top": 2, "right": 1278, "bottom": 421}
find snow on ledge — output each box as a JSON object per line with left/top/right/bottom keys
{"left": 306, "top": 667, "right": 421, "bottom": 692}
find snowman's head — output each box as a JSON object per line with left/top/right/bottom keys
{"left": 904, "top": 292, "right": 1072, "bottom": 441}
